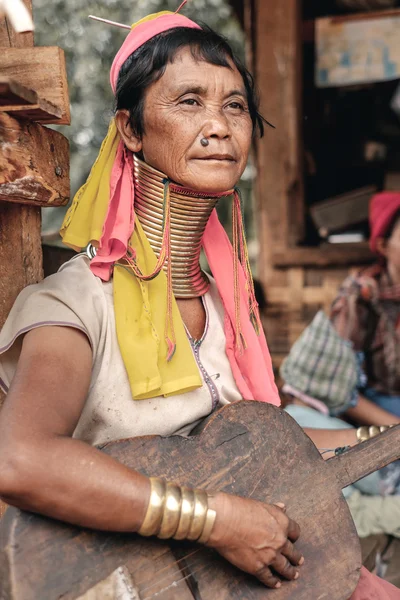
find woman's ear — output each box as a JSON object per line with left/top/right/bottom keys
{"left": 375, "top": 237, "right": 388, "bottom": 257}
{"left": 115, "top": 109, "right": 142, "bottom": 153}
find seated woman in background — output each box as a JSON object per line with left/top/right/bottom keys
{"left": 279, "top": 311, "right": 400, "bottom": 544}
{"left": 331, "top": 192, "right": 400, "bottom": 423}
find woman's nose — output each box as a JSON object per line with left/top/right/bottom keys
{"left": 202, "top": 112, "right": 231, "bottom": 140}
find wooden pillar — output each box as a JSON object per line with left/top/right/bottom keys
{"left": 248, "top": 0, "right": 304, "bottom": 285}
{"left": 0, "top": 1, "right": 70, "bottom": 520}
{"left": 0, "top": 0, "right": 40, "bottom": 520}
{"left": 0, "top": 0, "right": 42, "bottom": 353}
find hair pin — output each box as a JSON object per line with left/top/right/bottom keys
{"left": 175, "top": 0, "right": 188, "bottom": 13}
{"left": 88, "top": 15, "right": 131, "bottom": 30}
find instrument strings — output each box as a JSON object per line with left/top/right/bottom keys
{"left": 136, "top": 547, "right": 211, "bottom": 599}
{"left": 143, "top": 564, "right": 208, "bottom": 599}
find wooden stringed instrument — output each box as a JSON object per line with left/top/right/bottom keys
{"left": 1, "top": 401, "right": 400, "bottom": 600}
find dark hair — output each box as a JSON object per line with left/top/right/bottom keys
{"left": 115, "top": 26, "right": 270, "bottom": 139}
{"left": 383, "top": 208, "right": 400, "bottom": 240}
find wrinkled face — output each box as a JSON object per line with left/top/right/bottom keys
{"left": 379, "top": 217, "right": 400, "bottom": 274}
{"left": 116, "top": 47, "right": 253, "bottom": 193}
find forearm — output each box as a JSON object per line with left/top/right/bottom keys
{"left": 303, "top": 427, "right": 357, "bottom": 459}
{"left": 1, "top": 435, "right": 150, "bottom": 533}
{"left": 344, "top": 394, "right": 400, "bottom": 427}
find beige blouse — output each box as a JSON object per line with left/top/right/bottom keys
{"left": 0, "top": 255, "right": 242, "bottom": 445}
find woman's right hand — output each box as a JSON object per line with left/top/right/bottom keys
{"left": 206, "top": 492, "right": 303, "bottom": 589}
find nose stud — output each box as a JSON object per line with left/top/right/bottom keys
{"left": 200, "top": 138, "right": 209, "bottom": 147}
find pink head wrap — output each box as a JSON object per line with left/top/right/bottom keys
{"left": 88, "top": 10, "right": 280, "bottom": 406}
{"left": 110, "top": 14, "right": 201, "bottom": 93}
{"left": 369, "top": 192, "right": 400, "bottom": 254}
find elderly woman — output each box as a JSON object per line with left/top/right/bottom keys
{"left": 0, "top": 8, "right": 397, "bottom": 599}
{"left": 331, "top": 192, "right": 400, "bottom": 424}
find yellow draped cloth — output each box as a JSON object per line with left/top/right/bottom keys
{"left": 61, "top": 118, "right": 202, "bottom": 399}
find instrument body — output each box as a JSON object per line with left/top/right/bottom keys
{"left": 1, "top": 401, "right": 400, "bottom": 600}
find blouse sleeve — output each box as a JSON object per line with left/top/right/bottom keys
{"left": 0, "top": 255, "right": 105, "bottom": 393}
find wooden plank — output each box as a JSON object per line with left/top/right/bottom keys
{"left": 332, "top": 7, "right": 400, "bottom": 23}
{"left": 0, "top": 76, "right": 62, "bottom": 122}
{"left": 0, "top": 75, "right": 36, "bottom": 105}
{"left": 0, "top": 47, "right": 70, "bottom": 124}
{"left": 272, "top": 244, "right": 373, "bottom": 267}
{"left": 0, "top": 113, "right": 69, "bottom": 206}
{"left": 252, "top": 0, "right": 304, "bottom": 278}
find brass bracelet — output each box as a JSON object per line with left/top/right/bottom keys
{"left": 158, "top": 482, "right": 182, "bottom": 539}
{"left": 356, "top": 425, "right": 392, "bottom": 443}
{"left": 187, "top": 489, "right": 209, "bottom": 541}
{"left": 173, "top": 487, "right": 195, "bottom": 540}
{"left": 138, "top": 477, "right": 166, "bottom": 537}
{"left": 138, "top": 478, "right": 217, "bottom": 543}
{"left": 197, "top": 508, "right": 217, "bottom": 544}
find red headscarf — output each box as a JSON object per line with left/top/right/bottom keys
{"left": 370, "top": 192, "right": 400, "bottom": 254}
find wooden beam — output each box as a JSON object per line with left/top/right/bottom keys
{"left": 251, "top": 0, "right": 304, "bottom": 285}
{"left": 272, "top": 244, "right": 373, "bottom": 268}
{"left": 0, "top": 113, "right": 69, "bottom": 206}
{"left": 0, "top": 47, "right": 70, "bottom": 124}
{"left": 0, "top": 76, "right": 62, "bottom": 122}
{"left": 332, "top": 7, "right": 400, "bottom": 23}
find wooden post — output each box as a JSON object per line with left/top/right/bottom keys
{"left": 0, "top": 0, "right": 37, "bottom": 521}
{"left": 0, "top": 1, "right": 70, "bottom": 520}
{"left": 248, "top": 0, "right": 304, "bottom": 283}
{"left": 0, "top": 2, "right": 42, "bottom": 341}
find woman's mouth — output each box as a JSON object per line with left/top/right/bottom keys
{"left": 194, "top": 154, "right": 236, "bottom": 162}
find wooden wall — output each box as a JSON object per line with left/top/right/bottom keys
{"left": 261, "top": 265, "right": 362, "bottom": 370}
{"left": 247, "top": 0, "right": 373, "bottom": 370}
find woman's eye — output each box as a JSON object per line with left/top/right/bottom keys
{"left": 228, "top": 102, "right": 245, "bottom": 111}
{"left": 180, "top": 98, "right": 199, "bottom": 106}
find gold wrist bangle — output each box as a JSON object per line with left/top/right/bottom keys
{"left": 369, "top": 425, "right": 380, "bottom": 438}
{"left": 357, "top": 425, "right": 394, "bottom": 443}
{"left": 356, "top": 426, "right": 369, "bottom": 443}
{"left": 138, "top": 479, "right": 217, "bottom": 543}
{"left": 138, "top": 477, "right": 166, "bottom": 537}
{"left": 173, "top": 487, "right": 195, "bottom": 541}
{"left": 197, "top": 508, "right": 217, "bottom": 544}
{"left": 187, "top": 489, "right": 208, "bottom": 541}
{"left": 158, "top": 482, "right": 182, "bottom": 539}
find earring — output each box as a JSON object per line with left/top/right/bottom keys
{"left": 200, "top": 138, "right": 209, "bottom": 147}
